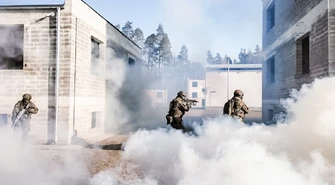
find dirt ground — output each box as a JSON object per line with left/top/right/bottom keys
{"left": 36, "top": 135, "right": 136, "bottom": 178}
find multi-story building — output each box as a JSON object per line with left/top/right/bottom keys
{"left": 186, "top": 79, "right": 206, "bottom": 108}
{"left": 262, "top": 0, "right": 335, "bottom": 123}
{"left": 0, "top": 0, "right": 142, "bottom": 144}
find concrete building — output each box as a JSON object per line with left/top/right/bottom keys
{"left": 0, "top": 0, "right": 142, "bottom": 144}
{"left": 142, "top": 89, "right": 168, "bottom": 108}
{"left": 186, "top": 79, "right": 206, "bottom": 108}
{"left": 262, "top": 0, "right": 335, "bottom": 123}
{"left": 204, "top": 64, "right": 262, "bottom": 117}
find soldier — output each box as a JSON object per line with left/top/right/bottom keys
{"left": 166, "top": 91, "right": 196, "bottom": 132}
{"left": 11, "top": 93, "right": 39, "bottom": 141}
{"left": 223, "top": 89, "right": 249, "bottom": 121}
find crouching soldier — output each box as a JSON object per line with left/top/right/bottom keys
{"left": 223, "top": 89, "right": 249, "bottom": 121}
{"left": 11, "top": 93, "right": 39, "bottom": 141}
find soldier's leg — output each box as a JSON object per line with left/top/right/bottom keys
{"left": 21, "top": 119, "right": 31, "bottom": 142}
{"left": 171, "top": 116, "right": 185, "bottom": 130}
{"left": 13, "top": 122, "right": 22, "bottom": 138}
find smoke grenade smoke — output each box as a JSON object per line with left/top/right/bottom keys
{"left": 0, "top": 24, "right": 24, "bottom": 69}
{"left": 104, "top": 49, "right": 166, "bottom": 134}
{"left": 91, "top": 77, "right": 335, "bottom": 185}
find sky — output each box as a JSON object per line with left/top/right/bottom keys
{"left": 0, "top": 0, "right": 263, "bottom": 61}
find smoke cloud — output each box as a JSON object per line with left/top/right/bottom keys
{"left": 104, "top": 49, "right": 166, "bottom": 134}
{"left": 0, "top": 24, "right": 24, "bottom": 69}
{"left": 90, "top": 77, "right": 335, "bottom": 185}
{"left": 0, "top": 127, "right": 91, "bottom": 185}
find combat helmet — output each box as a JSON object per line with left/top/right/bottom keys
{"left": 177, "top": 91, "right": 187, "bottom": 99}
{"left": 233, "top": 89, "right": 244, "bottom": 97}
{"left": 22, "top": 93, "right": 32, "bottom": 101}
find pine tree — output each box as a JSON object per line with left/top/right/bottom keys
{"left": 115, "top": 24, "right": 120, "bottom": 30}
{"left": 132, "top": 28, "right": 144, "bottom": 47}
{"left": 159, "top": 33, "right": 173, "bottom": 67}
{"left": 177, "top": 45, "right": 189, "bottom": 64}
{"left": 121, "top": 21, "right": 134, "bottom": 39}
{"left": 143, "top": 34, "right": 157, "bottom": 68}
{"left": 254, "top": 44, "right": 261, "bottom": 55}
{"left": 214, "top": 53, "right": 223, "bottom": 64}
{"left": 238, "top": 48, "right": 248, "bottom": 64}
{"left": 223, "top": 55, "right": 233, "bottom": 64}
{"left": 206, "top": 50, "right": 214, "bottom": 64}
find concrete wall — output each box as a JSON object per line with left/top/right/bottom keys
{"left": 186, "top": 79, "right": 205, "bottom": 108}
{"left": 143, "top": 89, "right": 168, "bottom": 108}
{"left": 262, "top": 0, "right": 331, "bottom": 123}
{"left": 0, "top": 9, "right": 58, "bottom": 141}
{"left": 0, "top": 0, "right": 142, "bottom": 143}
{"left": 65, "top": 0, "right": 107, "bottom": 141}
{"left": 205, "top": 70, "right": 262, "bottom": 109}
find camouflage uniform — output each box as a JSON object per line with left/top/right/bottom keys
{"left": 223, "top": 89, "right": 249, "bottom": 121}
{"left": 166, "top": 91, "right": 190, "bottom": 131}
{"left": 11, "top": 93, "right": 38, "bottom": 140}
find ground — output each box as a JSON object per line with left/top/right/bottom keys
{"left": 35, "top": 135, "right": 136, "bottom": 180}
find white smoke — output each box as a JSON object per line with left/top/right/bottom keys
{"left": 90, "top": 77, "right": 335, "bottom": 185}
{"left": 0, "top": 126, "right": 91, "bottom": 185}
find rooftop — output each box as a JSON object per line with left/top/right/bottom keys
{"left": 205, "top": 64, "right": 262, "bottom": 71}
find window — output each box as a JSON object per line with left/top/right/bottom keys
{"left": 157, "top": 92, "right": 163, "bottom": 98}
{"left": 192, "top": 81, "right": 198, "bottom": 87}
{"left": 0, "top": 24, "right": 24, "bottom": 70}
{"left": 0, "top": 114, "right": 8, "bottom": 125}
{"left": 192, "top": 92, "right": 198, "bottom": 98}
{"left": 268, "top": 109, "right": 274, "bottom": 122}
{"left": 202, "top": 99, "right": 206, "bottom": 107}
{"left": 91, "top": 111, "right": 101, "bottom": 129}
{"left": 301, "top": 35, "right": 310, "bottom": 74}
{"left": 91, "top": 38, "right": 100, "bottom": 74}
{"left": 266, "top": 56, "right": 275, "bottom": 84}
{"left": 128, "top": 57, "right": 135, "bottom": 66}
{"left": 202, "top": 88, "right": 206, "bottom": 93}
{"left": 296, "top": 33, "right": 310, "bottom": 76}
{"left": 266, "top": 1, "right": 275, "bottom": 32}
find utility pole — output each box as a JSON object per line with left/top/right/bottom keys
{"left": 227, "top": 59, "right": 230, "bottom": 100}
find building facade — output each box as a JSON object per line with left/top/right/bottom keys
{"left": 204, "top": 64, "right": 262, "bottom": 117}
{"left": 0, "top": 0, "right": 141, "bottom": 144}
{"left": 186, "top": 79, "right": 206, "bottom": 108}
{"left": 142, "top": 89, "right": 169, "bottom": 108}
{"left": 262, "top": 0, "right": 335, "bottom": 123}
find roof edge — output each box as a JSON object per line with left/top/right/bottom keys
{"left": 81, "top": 0, "right": 141, "bottom": 49}
{"left": 0, "top": 4, "right": 65, "bottom": 9}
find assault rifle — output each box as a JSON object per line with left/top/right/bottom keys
{"left": 185, "top": 99, "right": 199, "bottom": 106}
{"left": 12, "top": 104, "right": 31, "bottom": 128}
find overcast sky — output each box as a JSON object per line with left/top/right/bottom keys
{"left": 0, "top": 0, "right": 263, "bottom": 61}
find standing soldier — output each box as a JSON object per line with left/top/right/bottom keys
{"left": 11, "top": 93, "right": 39, "bottom": 141}
{"left": 166, "top": 91, "right": 197, "bottom": 132}
{"left": 223, "top": 89, "right": 249, "bottom": 121}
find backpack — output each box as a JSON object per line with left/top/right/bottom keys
{"left": 223, "top": 99, "right": 234, "bottom": 116}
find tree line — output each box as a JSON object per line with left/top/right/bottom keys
{"left": 116, "top": 21, "right": 262, "bottom": 69}
{"left": 115, "top": 21, "right": 262, "bottom": 98}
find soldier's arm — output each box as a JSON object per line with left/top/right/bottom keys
{"left": 178, "top": 100, "right": 190, "bottom": 112}
{"left": 11, "top": 102, "right": 21, "bottom": 122}
{"left": 241, "top": 102, "right": 249, "bottom": 114}
{"left": 28, "top": 102, "right": 39, "bottom": 114}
